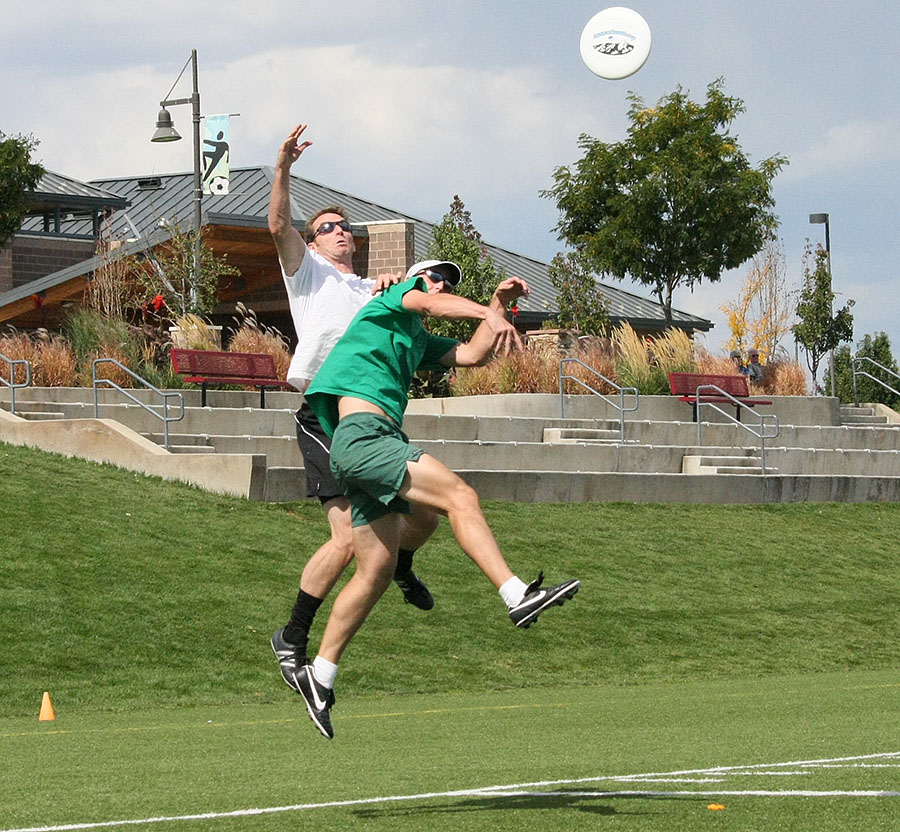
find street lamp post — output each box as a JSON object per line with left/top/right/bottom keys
{"left": 809, "top": 212, "right": 835, "bottom": 397}
{"left": 151, "top": 49, "right": 202, "bottom": 311}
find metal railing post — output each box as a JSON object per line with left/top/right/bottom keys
{"left": 851, "top": 355, "right": 900, "bottom": 407}
{"left": 0, "top": 352, "right": 32, "bottom": 416}
{"left": 92, "top": 358, "right": 185, "bottom": 450}
{"left": 694, "top": 384, "right": 780, "bottom": 475}
{"left": 558, "top": 357, "right": 639, "bottom": 442}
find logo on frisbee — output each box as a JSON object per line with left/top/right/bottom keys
{"left": 593, "top": 30, "right": 637, "bottom": 56}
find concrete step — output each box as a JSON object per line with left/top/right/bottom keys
{"left": 841, "top": 414, "right": 889, "bottom": 425}
{"left": 682, "top": 454, "right": 778, "bottom": 475}
{"left": 167, "top": 445, "right": 216, "bottom": 454}
{"left": 840, "top": 405, "right": 889, "bottom": 426}
{"left": 542, "top": 427, "right": 623, "bottom": 443}
{"left": 143, "top": 432, "right": 212, "bottom": 446}
{"left": 17, "top": 410, "right": 66, "bottom": 421}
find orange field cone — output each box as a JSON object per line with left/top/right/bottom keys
{"left": 39, "top": 691, "right": 56, "bottom": 721}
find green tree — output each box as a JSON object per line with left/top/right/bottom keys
{"left": 0, "top": 131, "right": 45, "bottom": 247}
{"left": 544, "top": 79, "right": 787, "bottom": 325}
{"left": 827, "top": 333, "right": 899, "bottom": 408}
{"left": 792, "top": 243, "right": 854, "bottom": 393}
{"left": 136, "top": 223, "right": 240, "bottom": 318}
{"left": 426, "top": 195, "right": 504, "bottom": 341}
{"left": 547, "top": 252, "right": 609, "bottom": 335}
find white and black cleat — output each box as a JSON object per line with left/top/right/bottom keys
{"left": 508, "top": 572, "right": 580, "bottom": 628}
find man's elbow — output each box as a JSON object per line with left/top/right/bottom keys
{"left": 452, "top": 349, "right": 490, "bottom": 368}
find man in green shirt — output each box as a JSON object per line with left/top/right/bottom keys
{"left": 300, "top": 260, "right": 581, "bottom": 739}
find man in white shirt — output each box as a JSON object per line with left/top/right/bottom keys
{"left": 267, "top": 124, "right": 438, "bottom": 692}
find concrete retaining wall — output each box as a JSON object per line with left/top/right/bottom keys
{"left": 0, "top": 409, "right": 267, "bottom": 499}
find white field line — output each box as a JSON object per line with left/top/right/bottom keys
{"left": 2, "top": 751, "right": 899, "bottom": 832}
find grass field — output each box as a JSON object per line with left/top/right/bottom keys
{"left": 2, "top": 441, "right": 900, "bottom": 830}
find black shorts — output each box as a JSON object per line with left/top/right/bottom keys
{"left": 294, "top": 402, "right": 343, "bottom": 502}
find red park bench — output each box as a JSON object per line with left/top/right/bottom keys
{"left": 668, "top": 372, "right": 772, "bottom": 422}
{"left": 170, "top": 348, "right": 293, "bottom": 408}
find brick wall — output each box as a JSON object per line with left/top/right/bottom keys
{"left": 9, "top": 235, "right": 95, "bottom": 289}
{"left": 364, "top": 220, "right": 416, "bottom": 277}
{"left": 0, "top": 246, "right": 11, "bottom": 293}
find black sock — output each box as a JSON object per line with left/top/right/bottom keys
{"left": 283, "top": 589, "right": 323, "bottom": 647}
{"left": 395, "top": 548, "right": 415, "bottom": 579}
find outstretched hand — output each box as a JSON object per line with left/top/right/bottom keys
{"left": 492, "top": 276, "right": 530, "bottom": 308}
{"left": 277, "top": 123, "right": 313, "bottom": 167}
{"left": 484, "top": 309, "right": 524, "bottom": 356}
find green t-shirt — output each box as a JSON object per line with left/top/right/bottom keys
{"left": 306, "top": 278, "right": 459, "bottom": 437}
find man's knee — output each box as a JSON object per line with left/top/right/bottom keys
{"left": 445, "top": 478, "right": 481, "bottom": 515}
{"left": 323, "top": 498, "right": 354, "bottom": 565}
{"left": 328, "top": 527, "right": 354, "bottom": 566}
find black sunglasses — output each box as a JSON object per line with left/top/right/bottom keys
{"left": 314, "top": 219, "right": 352, "bottom": 237}
{"left": 420, "top": 267, "right": 460, "bottom": 289}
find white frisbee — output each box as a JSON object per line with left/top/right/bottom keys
{"left": 580, "top": 7, "right": 652, "bottom": 80}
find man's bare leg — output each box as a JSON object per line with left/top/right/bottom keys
{"left": 399, "top": 454, "right": 514, "bottom": 588}
{"left": 316, "top": 513, "right": 403, "bottom": 664}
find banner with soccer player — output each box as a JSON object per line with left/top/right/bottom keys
{"left": 202, "top": 114, "right": 230, "bottom": 195}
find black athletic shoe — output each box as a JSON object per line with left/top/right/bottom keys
{"left": 271, "top": 627, "right": 307, "bottom": 694}
{"left": 508, "top": 572, "right": 581, "bottom": 628}
{"left": 296, "top": 663, "right": 336, "bottom": 739}
{"left": 394, "top": 570, "right": 435, "bottom": 610}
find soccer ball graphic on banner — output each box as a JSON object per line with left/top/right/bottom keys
{"left": 580, "top": 7, "right": 652, "bottom": 80}
{"left": 208, "top": 176, "right": 229, "bottom": 195}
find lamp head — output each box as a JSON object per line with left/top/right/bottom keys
{"left": 151, "top": 108, "right": 181, "bottom": 142}
{"left": 809, "top": 213, "right": 829, "bottom": 225}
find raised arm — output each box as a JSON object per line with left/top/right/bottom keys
{"left": 267, "top": 124, "right": 313, "bottom": 277}
{"left": 453, "top": 277, "right": 529, "bottom": 366}
{"left": 401, "top": 278, "right": 527, "bottom": 367}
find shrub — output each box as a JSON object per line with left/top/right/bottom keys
{"left": 762, "top": 358, "right": 808, "bottom": 396}
{"left": 64, "top": 307, "right": 145, "bottom": 388}
{"left": 227, "top": 304, "right": 292, "bottom": 380}
{"left": 31, "top": 331, "right": 77, "bottom": 386}
{"left": 612, "top": 324, "right": 670, "bottom": 394}
{"left": 560, "top": 337, "right": 620, "bottom": 395}
{"left": 171, "top": 314, "right": 222, "bottom": 351}
{"left": 0, "top": 328, "right": 36, "bottom": 384}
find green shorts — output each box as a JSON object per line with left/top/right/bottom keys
{"left": 329, "top": 412, "right": 425, "bottom": 527}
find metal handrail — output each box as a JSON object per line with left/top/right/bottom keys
{"left": 694, "top": 384, "right": 780, "bottom": 474}
{"left": 0, "top": 351, "right": 32, "bottom": 416}
{"left": 559, "top": 357, "right": 639, "bottom": 442}
{"left": 852, "top": 356, "right": 900, "bottom": 406}
{"left": 92, "top": 358, "right": 185, "bottom": 450}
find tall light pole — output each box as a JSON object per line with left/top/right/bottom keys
{"left": 809, "top": 212, "right": 835, "bottom": 397}
{"left": 151, "top": 49, "right": 202, "bottom": 311}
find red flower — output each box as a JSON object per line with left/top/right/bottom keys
{"left": 151, "top": 294, "right": 166, "bottom": 312}
{"left": 510, "top": 305, "right": 519, "bottom": 318}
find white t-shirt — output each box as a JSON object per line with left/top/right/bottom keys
{"left": 283, "top": 248, "right": 376, "bottom": 392}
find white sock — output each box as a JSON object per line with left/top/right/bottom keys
{"left": 499, "top": 576, "right": 529, "bottom": 609}
{"left": 312, "top": 656, "right": 338, "bottom": 689}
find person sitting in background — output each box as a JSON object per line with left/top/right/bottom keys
{"left": 729, "top": 350, "right": 748, "bottom": 376}
{"left": 747, "top": 348, "right": 764, "bottom": 384}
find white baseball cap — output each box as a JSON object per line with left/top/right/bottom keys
{"left": 405, "top": 259, "right": 462, "bottom": 287}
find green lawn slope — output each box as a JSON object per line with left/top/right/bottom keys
{"left": 3, "top": 441, "right": 899, "bottom": 718}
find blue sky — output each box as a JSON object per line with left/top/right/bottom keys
{"left": 2, "top": 1, "right": 898, "bottom": 358}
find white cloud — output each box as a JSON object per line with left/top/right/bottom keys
{"left": 786, "top": 118, "right": 900, "bottom": 180}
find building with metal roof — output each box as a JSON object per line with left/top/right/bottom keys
{"left": 2, "top": 166, "right": 712, "bottom": 339}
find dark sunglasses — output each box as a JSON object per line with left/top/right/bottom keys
{"left": 420, "top": 268, "right": 460, "bottom": 289}
{"left": 313, "top": 219, "right": 352, "bottom": 237}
